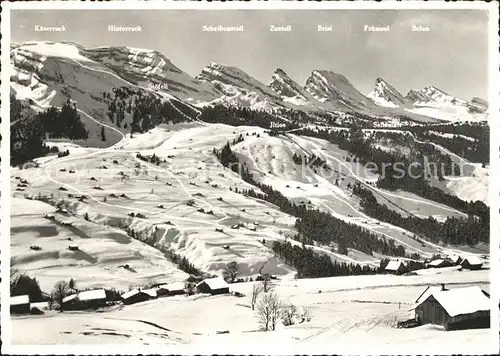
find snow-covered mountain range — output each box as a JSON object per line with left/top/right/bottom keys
{"left": 10, "top": 41, "right": 488, "bottom": 125}
{"left": 367, "top": 78, "right": 488, "bottom": 120}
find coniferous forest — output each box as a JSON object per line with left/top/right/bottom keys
{"left": 11, "top": 95, "right": 88, "bottom": 166}
{"left": 271, "top": 240, "right": 379, "bottom": 278}
{"left": 398, "top": 122, "right": 490, "bottom": 164}
{"left": 199, "top": 104, "right": 290, "bottom": 129}
{"left": 102, "top": 87, "right": 198, "bottom": 133}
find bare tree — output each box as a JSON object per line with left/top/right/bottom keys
{"left": 251, "top": 283, "right": 262, "bottom": 310}
{"left": 51, "top": 280, "right": 70, "bottom": 311}
{"left": 255, "top": 292, "right": 283, "bottom": 331}
{"left": 223, "top": 261, "right": 239, "bottom": 283}
{"left": 261, "top": 273, "right": 273, "bottom": 293}
{"left": 281, "top": 302, "right": 298, "bottom": 326}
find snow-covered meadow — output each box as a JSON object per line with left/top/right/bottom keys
{"left": 11, "top": 269, "right": 491, "bottom": 354}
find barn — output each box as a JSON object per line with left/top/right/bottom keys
{"left": 121, "top": 289, "right": 152, "bottom": 305}
{"left": 411, "top": 286, "right": 490, "bottom": 330}
{"left": 196, "top": 277, "right": 230, "bottom": 295}
{"left": 10, "top": 295, "right": 30, "bottom": 314}
{"left": 384, "top": 260, "right": 407, "bottom": 275}
{"left": 461, "top": 256, "right": 483, "bottom": 270}
{"left": 427, "top": 259, "right": 452, "bottom": 269}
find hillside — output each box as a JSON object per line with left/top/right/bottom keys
{"left": 11, "top": 121, "right": 489, "bottom": 292}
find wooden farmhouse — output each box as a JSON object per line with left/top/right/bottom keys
{"left": 411, "top": 286, "right": 490, "bottom": 330}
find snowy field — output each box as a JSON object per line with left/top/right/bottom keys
{"left": 10, "top": 122, "right": 491, "bottom": 352}
{"left": 11, "top": 122, "right": 489, "bottom": 295}
{"left": 10, "top": 197, "right": 188, "bottom": 293}
{"left": 11, "top": 269, "right": 491, "bottom": 354}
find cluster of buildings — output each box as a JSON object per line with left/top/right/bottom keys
{"left": 384, "top": 255, "right": 484, "bottom": 275}
{"left": 121, "top": 277, "right": 230, "bottom": 305}
{"left": 10, "top": 289, "right": 109, "bottom": 315}
{"left": 10, "top": 277, "right": 231, "bottom": 314}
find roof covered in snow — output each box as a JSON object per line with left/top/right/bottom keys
{"left": 78, "top": 289, "right": 106, "bottom": 301}
{"left": 62, "top": 293, "right": 78, "bottom": 304}
{"left": 121, "top": 289, "right": 143, "bottom": 300}
{"left": 142, "top": 288, "right": 157, "bottom": 298}
{"left": 415, "top": 286, "right": 443, "bottom": 304}
{"left": 10, "top": 295, "right": 30, "bottom": 305}
{"left": 416, "top": 286, "right": 490, "bottom": 317}
{"left": 447, "top": 255, "right": 461, "bottom": 263}
{"left": 461, "top": 256, "right": 483, "bottom": 266}
{"left": 428, "top": 259, "right": 446, "bottom": 267}
{"left": 197, "top": 276, "right": 229, "bottom": 290}
{"left": 385, "top": 260, "right": 405, "bottom": 271}
{"left": 164, "top": 282, "right": 185, "bottom": 292}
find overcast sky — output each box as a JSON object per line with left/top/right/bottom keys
{"left": 12, "top": 10, "right": 489, "bottom": 100}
